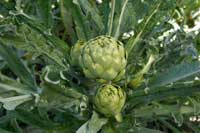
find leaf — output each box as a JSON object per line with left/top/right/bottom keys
{"left": 76, "top": 111, "right": 108, "bottom": 133}
{"left": 171, "top": 113, "right": 184, "bottom": 127}
{"left": 127, "top": 81, "right": 200, "bottom": 111}
{"left": 0, "top": 1, "right": 15, "bottom": 16}
{"left": 131, "top": 104, "right": 194, "bottom": 118}
{"left": 43, "top": 65, "right": 61, "bottom": 84}
{"left": 0, "top": 128, "right": 14, "bottom": 133}
{"left": 0, "top": 73, "right": 34, "bottom": 94}
{"left": 125, "top": 2, "right": 161, "bottom": 54}
{"left": 4, "top": 15, "right": 71, "bottom": 61}
{"left": 114, "top": 0, "right": 129, "bottom": 39}
{"left": 1, "top": 23, "right": 66, "bottom": 69}
{"left": 150, "top": 61, "right": 200, "bottom": 88}
{"left": 107, "top": 0, "right": 115, "bottom": 36}
{"left": 98, "top": 0, "right": 110, "bottom": 35}
{"left": 45, "top": 34, "right": 71, "bottom": 59}
{"left": 188, "top": 98, "right": 200, "bottom": 115}
{"left": 60, "top": 0, "right": 89, "bottom": 40}
{"left": 73, "top": 0, "right": 104, "bottom": 33}
{"left": 39, "top": 81, "right": 88, "bottom": 118}
{"left": 135, "top": 127, "right": 165, "bottom": 133}
{"left": 14, "top": 109, "right": 61, "bottom": 130}
{"left": 186, "top": 122, "right": 200, "bottom": 133}
{"left": 0, "top": 60, "right": 6, "bottom": 69}
{"left": 158, "top": 118, "right": 181, "bottom": 133}
{"left": 36, "top": 0, "right": 53, "bottom": 31}
{"left": 0, "top": 113, "right": 15, "bottom": 124}
{"left": 10, "top": 118, "right": 23, "bottom": 133}
{"left": 0, "top": 24, "right": 17, "bottom": 36}
{"left": 0, "top": 94, "right": 33, "bottom": 110}
{"left": 0, "top": 41, "right": 37, "bottom": 90}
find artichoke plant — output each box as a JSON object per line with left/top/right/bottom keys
{"left": 2, "top": 0, "right": 200, "bottom": 132}
{"left": 94, "top": 84, "right": 126, "bottom": 122}
{"left": 79, "top": 36, "right": 127, "bottom": 82}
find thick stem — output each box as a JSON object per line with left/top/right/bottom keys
{"left": 115, "top": 113, "right": 122, "bottom": 122}
{"left": 114, "top": 0, "right": 129, "bottom": 39}
{"left": 107, "top": 0, "right": 116, "bottom": 36}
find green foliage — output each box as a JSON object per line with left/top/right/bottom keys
{"left": 0, "top": 0, "right": 200, "bottom": 132}
{"left": 0, "top": 41, "right": 37, "bottom": 90}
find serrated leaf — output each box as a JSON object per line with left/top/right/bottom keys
{"left": 36, "top": 0, "right": 53, "bottom": 31}
{"left": 73, "top": 0, "right": 104, "bottom": 33}
{"left": 189, "top": 98, "right": 200, "bottom": 115}
{"left": 0, "top": 73, "right": 34, "bottom": 94}
{"left": 132, "top": 104, "right": 194, "bottom": 118}
{"left": 43, "top": 65, "right": 61, "bottom": 84}
{"left": 171, "top": 113, "right": 184, "bottom": 127}
{"left": 150, "top": 61, "right": 200, "bottom": 87}
{"left": 76, "top": 111, "right": 108, "bottom": 133}
{"left": 158, "top": 118, "right": 181, "bottom": 133}
{"left": 127, "top": 81, "right": 200, "bottom": 110}
{"left": 0, "top": 24, "right": 16, "bottom": 36}
{"left": 1, "top": 23, "right": 66, "bottom": 69}
{"left": 39, "top": 81, "right": 88, "bottom": 118}
{"left": 125, "top": 2, "right": 161, "bottom": 54}
{"left": 0, "top": 41, "right": 37, "bottom": 90}
{"left": 14, "top": 109, "right": 61, "bottom": 130}
{"left": 0, "top": 94, "right": 33, "bottom": 110}
{"left": 60, "top": 0, "right": 89, "bottom": 40}
{"left": 114, "top": 0, "right": 129, "bottom": 39}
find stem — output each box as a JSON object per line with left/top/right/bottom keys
{"left": 114, "top": 0, "right": 129, "bottom": 39}
{"left": 115, "top": 113, "right": 122, "bottom": 122}
{"left": 0, "top": 83, "right": 33, "bottom": 94}
{"left": 159, "top": 118, "right": 181, "bottom": 133}
{"left": 126, "top": 82, "right": 200, "bottom": 112}
{"left": 140, "top": 55, "right": 155, "bottom": 75}
{"left": 0, "top": 95, "right": 32, "bottom": 103}
{"left": 126, "top": 3, "right": 161, "bottom": 54}
{"left": 107, "top": 0, "right": 115, "bottom": 36}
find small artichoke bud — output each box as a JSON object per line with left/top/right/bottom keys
{"left": 70, "top": 40, "right": 85, "bottom": 66}
{"left": 128, "top": 55, "right": 155, "bottom": 89}
{"left": 94, "top": 84, "right": 126, "bottom": 122}
{"left": 79, "top": 35, "right": 127, "bottom": 82}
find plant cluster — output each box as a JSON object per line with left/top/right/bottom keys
{"left": 0, "top": 0, "right": 200, "bottom": 133}
{"left": 70, "top": 35, "right": 127, "bottom": 122}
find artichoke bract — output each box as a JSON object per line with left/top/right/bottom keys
{"left": 79, "top": 36, "right": 127, "bottom": 82}
{"left": 70, "top": 40, "right": 85, "bottom": 66}
{"left": 94, "top": 84, "right": 126, "bottom": 122}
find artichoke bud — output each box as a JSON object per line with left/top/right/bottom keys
{"left": 129, "top": 55, "right": 155, "bottom": 89}
{"left": 70, "top": 40, "right": 85, "bottom": 66}
{"left": 79, "top": 36, "right": 127, "bottom": 82}
{"left": 129, "top": 74, "right": 144, "bottom": 88}
{"left": 94, "top": 84, "right": 126, "bottom": 122}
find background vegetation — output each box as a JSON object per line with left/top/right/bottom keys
{"left": 0, "top": 0, "right": 200, "bottom": 132}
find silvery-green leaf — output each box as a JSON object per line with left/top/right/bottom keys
{"left": 44, "top": 66, "right": 61, "bottom": 84}
{"left": 0, "top": 95, "right": 33, "bottom": 110}
{"left": 76, "top": 111, "right": 108, "bottom": 133}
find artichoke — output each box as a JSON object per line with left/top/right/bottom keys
{"left": 94, "top": 84, "right": 126, "bottom": 122}
{"left": 79, "top": 36, "right": 127, "bottom": 82}
{"left": 70, "top": 40, "right": 85, "bottom": 66}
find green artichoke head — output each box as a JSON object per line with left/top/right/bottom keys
{"left": 79, "top": 36, "right": 127, "bottom": 82}
{"left": 70, "top": 40, "right": 85, "bottom": 66}
{"left": 94, "top": 84, "right": 126, "bottom": 122}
